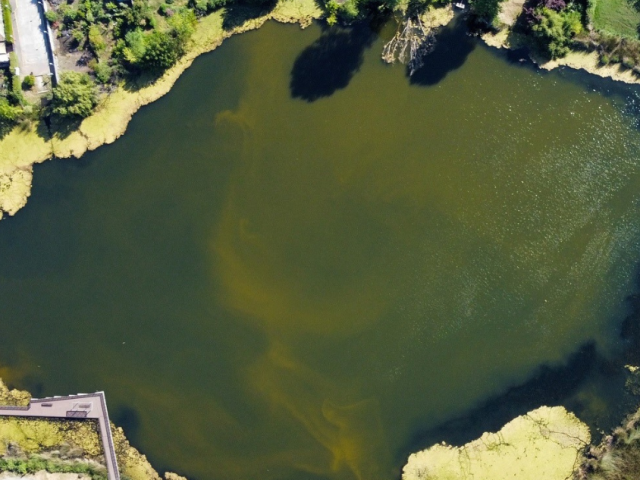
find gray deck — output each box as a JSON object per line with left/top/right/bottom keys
{"left": 0, "top": 392, "right": 120, "bottom": 480}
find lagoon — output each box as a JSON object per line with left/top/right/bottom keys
{"left": 2, "top": 16, "right": 640, "bottom": 480}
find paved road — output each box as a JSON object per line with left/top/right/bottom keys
{"left": 8, "top": 0, "right": 51, "bottom": 77}
{"left": 0, "top": 393, "right": 121, "bottom": 480}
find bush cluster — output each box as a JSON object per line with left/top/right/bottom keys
{"left": 47, "top": 0, "right": 197, "bottom": 82}
{"left": 1, "top": 0, "right": 13, "bottom": 44}
{"left": 594, "top": 34, "right": 640, "bottom": 70}
{"left": 518, "top": 0, "right": 585, "bottom": 59}
{"left": 530, "top": 6, "right": 582, "bottom": 58}
{"left": 0, "top": 457, "right": 108, "bottom": 480}
{"left": 49, "top": 71, "right": 98, "bottom": 118}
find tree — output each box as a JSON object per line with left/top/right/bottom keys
{"left": 122, "top": 28, "right": 147, "bottom": 65}
{"left": 50, "top": 72, "right": 98, "bottom": 119}
{"left": 88, "top": 25, "right": 106, "bottom": 53}
{"left": 470, "top": 0, "right": 502, "bottom": 22}
{"left": 140, "top": 30, "right": 179, "bottom": 69}
{"left": 0, "top": 98, "right": 20, "bottom": 126}
{"left": 22, "top": 74, "right": 35, "bottom": 90}
{"left": 168, "top": 9, "right": 196, "bottom": 48}
{"left": 531, "top": 7, "right": 582, "bottom": 59}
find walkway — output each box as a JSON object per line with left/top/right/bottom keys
{"left": 8, "top": 0, "right": 51, "bottom": 77}
{"left": 0, "top": 392, "right": 120, "bottom": 480}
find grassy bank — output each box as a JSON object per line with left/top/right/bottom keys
{"left": 0, "top": 0, "right": 321, "bottom": 219}
{"left": 403, "top": 406, "right": 590, "bottom": 480}
{"left": 589, "top": 0, "right": 640, "bottom": 39}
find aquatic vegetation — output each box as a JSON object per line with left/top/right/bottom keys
{"left": 0, "top": 379, "right": 30, "bottom": 408}
{"left": 575, "top": 405, "right": 640, "bottom": 479}
{"left": 403, "top": 406, "right": 590, "bottom": 480}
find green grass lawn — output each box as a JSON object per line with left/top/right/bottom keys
{"left": 590, "top": 0, "right": 640, "bottom": 38}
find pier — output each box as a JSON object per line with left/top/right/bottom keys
{"left": 0, "top": 392, "right": 120, "bottom": 480}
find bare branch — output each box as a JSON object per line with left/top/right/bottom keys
{"left": 382, "top": 15, "right": 436, "bottom": 75}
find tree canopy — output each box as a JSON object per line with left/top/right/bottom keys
{"left": 49, "top": 72, "right": 99, "bottom": 119}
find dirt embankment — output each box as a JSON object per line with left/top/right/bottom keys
{"left": 0, "top": 0, "right": 322, "bottom": 220}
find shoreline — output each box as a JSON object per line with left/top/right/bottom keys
{"left": 1, "top": 2, "right": 639, "bottom": 219}
{"left": 0, "top": 0, "right": 322, "bottom": 219}
{"left": 481, "top": 29, "right": 640, "bottom": 86}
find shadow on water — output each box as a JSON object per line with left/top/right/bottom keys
{"left": 408, "top": 15, "right": 475, "bottom": 87}
{"left": 112, "top": 405, "right": 142, "bottom": 445}
{"left": 396, "top": 268, "right": 640, "bottom": 474}
{"left": 290, "top": 22, "right": 377, "bottom": 102}
{"left": 398, "top": 344, "right": 607, "bottom": 459}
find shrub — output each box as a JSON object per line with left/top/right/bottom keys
{"left": 22, "top": 74, "right": 35, "bottom": 90}
{"left": 168, "top": 8, "right": 196, "bottom": 45}
{"left": 58, "top": 4, "right": 79, "bottom": 25}
{"left": 531, "top": 6, "right": 582, "bottom": 59}
{"left": 90, "top": 59, "right": 112, "bottom": 83}
{"left": 325, "top": 0, "right": 338, "bottom": 24}
{"left": 0, "top": 97, "right": 20, "bottom": 126}
{"left": 470, "top": 0, "right": 502, "bottom": 22}
{"left": 9, "top": 51, "right": 18, "bottom": 73}
{"left": 45, "top": 9, "right": 59, "bottom": 23}
{"left": 72, "top": 28, "right": 86, "bottom": 45}
{"left": 600, "top": 53, "right": 610, "bottom": 64}
{"left": 338, "top": 0, "right": 359, "bottom": 21}
{"left": 140, "top": 30, "right": 179, "bottom": 69}
{"left": 611, "top": 54, "right": 620, "bottom": 63}
{"left": 2, "top": 0, "right": 13, "bottom": 44}
{"left": 190, "top": 0, "right": 226, "bottom": 14}
{"left": 50, "top": 71, "right": 98, "bottom": 118}
{"left": 88, "top": 24, "right": 106, "bottom": 52}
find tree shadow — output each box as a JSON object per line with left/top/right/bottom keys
{"left": 121, "top": 70, "right": 165, "bottom": 93}
{"left": 290, "top": 22, "right": 377, "bottom": 102}
{"left": 395, "top": 266, "right": 640, "bottom": 472}
{"left": 396, "top": 342, "right": 618, "bottom": 470}
{"left": 112, "top": 405, "right": 142, "bottom": 445}
{"left": 48, "top": 115, "right": 84, "bottom": 140}
{"left": 222, "top": 0, "right": 278, "bottom": 31}
{"left": 0, "top": 122, "right": 16, "bottom": 140}
{"left": 409, "top": 15, "right": 476, "bottom": 86}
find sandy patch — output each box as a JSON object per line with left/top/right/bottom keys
{"left": 498, "top": 0, "right": 525, "bottom": 26}
{"left": 541, "top": 49, "right": 640, "bottom": 84}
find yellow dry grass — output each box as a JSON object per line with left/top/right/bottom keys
{"left": 0, "top": 0, "right": 322, "bottom": 219}
{"left": 402, "top": 406, "right": 590, "bottom": 480}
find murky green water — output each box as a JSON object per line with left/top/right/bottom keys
{"left": 2, "top": 16, "right": 640, "bottom": 480}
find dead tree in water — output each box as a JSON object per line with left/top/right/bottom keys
{"left": 382, "top": 15, "right": 436, "bottom": 75}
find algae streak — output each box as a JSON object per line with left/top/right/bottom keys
{"left": 0, "top": 0, "right": 321, "bottom": 220}
{"left": 403, "top": 406, "right": 590, "bottom": 480}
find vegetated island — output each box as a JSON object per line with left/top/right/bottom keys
{"left": 402, "top": 367, "right": 640, "bottom": 480}
{"left": 402, "top": 406, "right": 591, "bottom": 480}
{"left": 0, "top": 377, "right": 185, "bottom": 480}
{"left": 0, "top": 0, "right": 639, "bottom": 218}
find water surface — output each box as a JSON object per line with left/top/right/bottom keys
{"left": 2, "top": 17, "right": 640, "bottom": 480}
